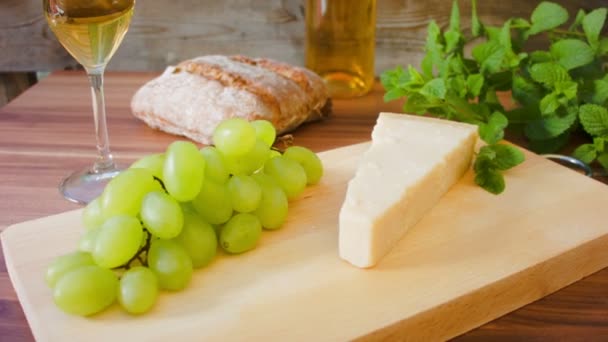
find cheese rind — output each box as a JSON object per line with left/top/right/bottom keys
{"left": 339, "top": 113, "right": 479, "bottom": 268}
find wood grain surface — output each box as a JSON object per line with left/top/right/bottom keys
{"left": 0, "top": 72, "right": 608, "bottom": 341}
{"left": 2, "top": 0, "right": 605, "bottom": 73}
{"left": 4, "top": 140, "right": 608, "bottom": 341}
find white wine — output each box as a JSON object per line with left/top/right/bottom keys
{"left": 305, "top": 0, "right": 376, "bottom": 98}
{"left": 44, "top": 0, "right": 135, "bottom": 71}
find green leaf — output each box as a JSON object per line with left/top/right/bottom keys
{"left": 530, "top": 51, "right": 554, "bottom": 63}
{"left": 449, "top": 76, "right": 468, "bottom": 98}
{"left": 594, "top": 136, "right": 606, "bottom": 153}
{"left": 570, "top": 9, "right": 586, "bottom": 31}
{"left": 474, "top": 169, "right": 506, "bottom": 194}
{"left": 449, "top": 0, "right": 460, "bottom": 31}
{"left": 466, "top": 74, "right": 484, "bottom": 97}
{"left": 582, "top": 8, "right": 607, "bottom": 50}
{"left": 529, "top": 62, "right": 571, "bottom": 85}
{"left": 421, "top": 54, "right": 434, "bottom": 79}
{"left": 525, "top": 108, "right": 577, "bottom": 140}
{"left": 572, "top": 144, "right": 598, "bottom": 164}
{"left": 499, "top": 19, "right": 513, "bottom": 51}
{"left": 598, "top": 153, "right": 608, "bottom": 170}
{"left": 491, "top": 144, "right": 525, "bottom": 170}
{"left": 479, "top": 112, "right": 508, "bottom": 144}
{"left": 579, "top": 104, "right": 608, "bottom": 136}
{"left": 539, "top": 92, "right": 560, "bottom": 115}
{"left": 512, "top": 75, "right": 543, "bottom": 107}
{"left": 601, "top": 38, "right": 608, "bottom": 55}
{"left": 591, "top": 77, "right": 608, "bottom": 104}
{"left": 425, "top": 21, "right": 444, "bottom": 71}
{"left": 554, "top": 81, "right": 578, "bottom": 100}
{"left": 419, "top": 78, "right": 447, "bottom": 99}
{"left": 550, "top": 39, "right": 595, "bottom": 70}
{"left": 472, "top": 41, "right": 506, "bottom": 74}
{"left": 528, "top": 2, "right": 569, "bottom": 35}
{"left": 471, "top": 0, "right": 484, "bottom": 37}
{"left": 444, "top": 30, "right": 462, "bottom": 52}
{"left": 380, "top": 66, "right": 409, "bottom": 90}
{"left": 383, "top": 88, "right": 407, "bottom": 102}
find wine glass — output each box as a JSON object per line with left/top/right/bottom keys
{"left": 43, "top": 0, "right": 135, "bottom": 204}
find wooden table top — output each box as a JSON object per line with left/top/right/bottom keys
{"left": 1, "top": 71, "right": 607, "bottom": 341}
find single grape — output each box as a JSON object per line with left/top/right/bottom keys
{"left": 53, "top": 265, "right": 118, "bottom": 316}
{"left": 46, "top": 251, "right": 95, "bottom": 288}
{"left": 192, "top": 178, "right": 233, "bottom": 225}
{"left": 251, "top": 120, "right": 276, "bottom": 147}
{"left": 283, "top": 146, "right": 324, "bottom": 185}
{"left": 224, "top": 140, "right": 270, "bottom": 176}
{"left": 268, "top": 150, "right": 281, "bottom": 159}
{"left": 148, "top": 239, "right": 193, "bottom": 291}
{"left": 78, "top": 228, "right": 100, "bottom": 253}
{"left": 263, "top": 156, "right": 307, "bottom": 199}
{"left": 173, "top": 210, "right": 217, "bottom": 268}
{"left": 93, "top": 215, "right": 143, "bottom": 269}
{"left": 252, "top": 173, "right": 289, "bottom": 230}
{"left": 212, "top": 118, "right": 256, "bottom": 157}
{"left": 200, "top": 146, "right": 229, "bottom": 183}
{"left": 82, "top": 197, "right": 104, "bottom": 230}
{"left": 220, "top": 213, "right": 262, "bottom": 254}
{"left": 164, "top": 141, "right": 206, "bottom": 202}
{"left": 101, "top": 168, "right": 157, "bottom": 218}
{"left": 227, "top": 175, "right": 262, "bottom": 213}
{"left": 141, "top": 191, "right": 184, "bottom": 239}
{"left": 130, "top": 153, "right": 165, "bottom": 180}
{"left": 118, "top": 266, "right": 158, "bottom": 314}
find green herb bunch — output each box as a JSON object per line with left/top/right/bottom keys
{"left": 381, "top": 0, "right": 608, "bottom": 194}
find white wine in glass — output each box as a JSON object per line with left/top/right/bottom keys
{"left": 43, "top": 0, "right": 135, "bottom": 204}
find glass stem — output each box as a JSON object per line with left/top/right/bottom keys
{"left": 87, "top": 69, "right": 116, "bottom": 173}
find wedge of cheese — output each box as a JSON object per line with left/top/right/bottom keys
{"left": 339, "top": 113, "right": 479, "bottom": 268}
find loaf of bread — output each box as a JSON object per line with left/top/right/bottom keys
{"left": 131, "top": 55, "right": 330, "bottom": 145}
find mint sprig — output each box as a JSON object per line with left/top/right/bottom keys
{"left": 381, "top": 0, "right": 608, "bottom": 194}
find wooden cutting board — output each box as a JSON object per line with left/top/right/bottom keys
{"left": 3, "top": 142, "right": 608, "bottom": 342}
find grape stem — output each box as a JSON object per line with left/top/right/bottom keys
{"left": 114, "top": 230, "right": 151, "bottom": 270}
{"left": 153, "top": 176, "right": 167, "bottom": 193}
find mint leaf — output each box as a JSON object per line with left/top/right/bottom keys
{"left": 555, "top": 81, "right": 578, "bottom": 100}
{"left": 499, "top": 19, "right": 513, "bottom": 51}
{"left": 529, "top": 62, "right": 570, "bottom": 85}
{"left": 601, "top": 38, "right": 608, "bottom": 55}
{"left": 403, "top": 93, "right": 440, "bottom": 115}
{"left": 525, "top": 108, "right": 577, "bottom": 140}
{"left": 474, "top": 169, "right": 506, "bottom": 194}
{"left": 598, "top": 153, "right": 608, "bottom": 170}
{"left": 591, "top": 77, "right": 608, "bottom": 104}
{"left": 579, "top": 104, "right": 608, "bottom": 136}
{"left": 530, "top": 51, "right": 554, "bottom": 63}
{"left": 444, "top": 31, "right": 462, "bottom": 53}
{"left": 491, "top": 144, "right": 525, "bottom": 170}
{"left": 419, "top": 78, "right": 447, "bottom": 99}
{"left": 449, "top": 0, "right": 460, "bottom": 31}
{"left": 512, "top": 75, "right": 543, "bottom": 107}
{"left": 539, "top": 92, "right": 560, "bottom": 115}
{"left": 582, "top": 8, "right": 607, "bottom": 50}
{"left": 472, "top": 41, "right": 505, "bottom": 74}
{"left": 384, "top": 88, "right": 407, "bottom": 102}
{"left": 594, "top": 136, "right": 606, "bottom": 152}
{"left": 528, "top": 2, "right": 568, "bottom": 35}
{"left": 479, "top": 112, "right": 508, "bottom": 144}
{"left": 380, "top": 66, "right": 409, "bottom": 90}
{"left": 570, "top": 9, "right": 586, "bottom": 30}
{"left": 471, "top": 0, "right": 484, "bottom": 37}
{"left": 572, "top": 144, "right": 598, "bottom": 164}
{"left": 467, "top": 74, "right": 484, "bottom": 97}
{"left": 550, "top": 39, "right": 594, "bottom": 70}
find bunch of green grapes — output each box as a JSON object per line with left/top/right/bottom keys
{"left": 46, "top": 118, "right": 323, "bottom": 316}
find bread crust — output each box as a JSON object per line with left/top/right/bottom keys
{"left": 131, "top": 55, "right": 329, "bottom": 145}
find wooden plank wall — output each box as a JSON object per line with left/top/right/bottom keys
{"left": 0, "top": 0, "right": 605, "bottom": 106}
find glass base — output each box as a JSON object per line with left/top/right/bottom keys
{"left": 321, "top": 71, "right": 373, "bottom": 99}
{"left": 59, "top": 164, "right": 121, "bottom": 205}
